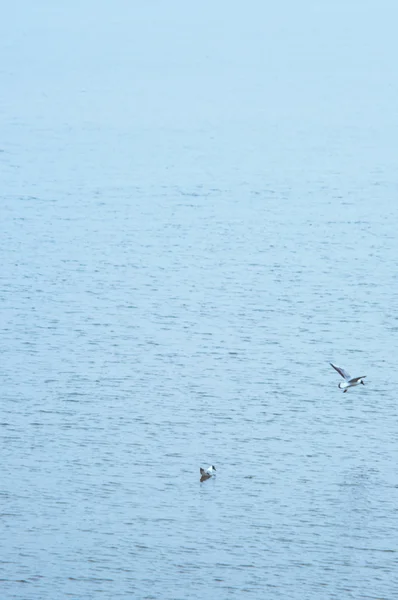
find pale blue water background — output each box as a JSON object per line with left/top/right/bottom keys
{"left": 1, "top": 2, "right": 398, "bottom": 599}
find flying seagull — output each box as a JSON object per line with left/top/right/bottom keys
{"left": 200, "top": 465, "right": 216, "bottom": 482}
{"left": 330, "top": 363, "right": 366, "bottom": 392}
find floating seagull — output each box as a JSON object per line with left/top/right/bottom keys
{"left": 200, "top": 465, "right": 216, "bottom": 482}
{"left": 330, "top": 363, "right": 366, "bottom": 392}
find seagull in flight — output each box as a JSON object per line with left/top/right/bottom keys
{"left": 200, "top": 465, "right": 216, "bottom": 482}
{"left": 330, "top": 363, "right": 366, "bottom": 392}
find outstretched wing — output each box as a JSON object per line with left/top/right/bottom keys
{"left": 330, "top": 363, "right": 351, "bottom": 381}
{"left": 349, "top": 376, "right": 366, "bottom": 384}
{"left": 200, "top": 468, "right": 205, "bottom": 475}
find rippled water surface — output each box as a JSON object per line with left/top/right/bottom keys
{"left": 2, "top": 2, "right": 398, "bottom": 599}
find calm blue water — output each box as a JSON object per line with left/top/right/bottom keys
{"left": 2, "top": 2, "right": 398, "bottom": 599}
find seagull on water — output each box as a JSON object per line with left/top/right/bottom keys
{"left": 330, "top": 363, "right": 366, "bottom": 392}
{"left": 200, "top": 465, "right": 216, "bottom": 482}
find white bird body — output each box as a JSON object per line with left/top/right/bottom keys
{"left": 200, "top": 465, "right": 216, "bottom": 482}
{"left": 330, "top": 363, "right": 366, "bottom": 392}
